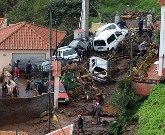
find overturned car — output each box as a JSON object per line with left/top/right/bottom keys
{"left": 89, "top": 56, "right": 108, "bottom": 82}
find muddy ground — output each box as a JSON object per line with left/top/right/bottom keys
{"left": 0, "top": 57, "right": 129, "bottom": 135}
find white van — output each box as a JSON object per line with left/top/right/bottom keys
{"left": 93, "top": 29, "right": 126, "bottom": 52}
{"left": 95, "top": 23, "right": 128, "bottom": 37}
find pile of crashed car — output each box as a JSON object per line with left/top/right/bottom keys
{"left": 32, "top": 23, "right": 128, "bottom": 103}
{"left": 42, "top": 23, "right": 128, "bottom": 81}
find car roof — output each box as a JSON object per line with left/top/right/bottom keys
{"left": 96, "top": 23, "right": 117, "bottom": 31}
{"left": 58, "top": 46, "right": 73, "bottom": 51}
{"left": 94, "top": 29, "right": 118, "bottom": 41}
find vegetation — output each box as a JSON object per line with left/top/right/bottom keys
{"left": 136, "top": 84, "right": 165, "bottom": 135}
{"left": 0, "top": 0, "right": 160, "bottom": 30}
{"left": 108, "top": 76, "right": 142, "bottom": 135}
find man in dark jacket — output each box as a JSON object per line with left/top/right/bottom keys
{"left": 1, "top": 82, "right": 8, "bottom": 98}
{"left": 26, "top": 61, "right": 32, "bottom": 80}
{"left": 117, "top": 19, "right": 128, "bottom": 29}
{"left": 138, "top": 17, "right": 144, "bottom": 36}
{"left": 95, "top": 102, "right": 103, "bottom": 124}
{"left": 25, "top": 80, "right": 31, "bottom": 97}
{"left": 77, "top": 115, "right": 85, "bottom": 134}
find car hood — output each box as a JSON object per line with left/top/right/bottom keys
{"left": 58, "top": 92, "right": 69, "bottom": 98}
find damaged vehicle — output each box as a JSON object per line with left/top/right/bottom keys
{"left": 95, "top": 23, "right": 128, "bottom": 37}
{"left": 89, "top": 56, "right": 108, "bottom": 82}
{"left": 93, "top": 30, "right": 127, "bottom": 52}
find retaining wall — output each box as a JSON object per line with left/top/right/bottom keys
{"left": 0, "top": 93, "right": 53, "bottom": 126}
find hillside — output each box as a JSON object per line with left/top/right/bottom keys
{"left": 137, "top": 84, "right": 165, "bottom": 135}
{"left": 99, "top": 0, "right": 160, "bottom": 15}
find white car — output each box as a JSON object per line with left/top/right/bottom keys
{"left": 95, "top": 23, "right": 128, "bottom": 37}
{"left": 55, "top": 46, "right": 80, "bottom": 61}
{"left": 93, "top": 29, "right": 126, "bottom": 52}
{"left": 89, "top": 56, "right": 108, "bottom": 82}
{"left": 41, "top": 46, "right": 80, "bottom": 71}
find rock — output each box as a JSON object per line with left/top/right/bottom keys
{"left": 40, "top": 111, "right": 48, "bottom": 118}
{"left": 42, "top": 116, "right": 49, "bottom": 122}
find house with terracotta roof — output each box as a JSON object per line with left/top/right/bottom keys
{"left": 0, "top": 22, "right": 67, "bottom": 77}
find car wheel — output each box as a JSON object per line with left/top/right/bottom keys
{"left": 110, "top": 47, "right": 114, "bottom": 52}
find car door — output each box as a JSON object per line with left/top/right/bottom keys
{"left": 115, "top": 31, "right": 125, "bottom": 43}
{"left": 107, "top": 34, "right": 118, "bottom": 50}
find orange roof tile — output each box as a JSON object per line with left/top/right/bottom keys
{"left": 0, "top": 22, "right": 67, "bottom": 50}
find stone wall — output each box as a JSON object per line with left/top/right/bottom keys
{"left": 0, "top": 93, "right": 53, "bottom": 126}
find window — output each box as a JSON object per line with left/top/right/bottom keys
{"left": 104, "top": 24, "right": 116, "bottom": 31}
{"left": 107, "top": 34, "right": 116, "bottom": 44}
{"left": 115, "top": 31, "right": 122, "bottom": 37}
{"left": 94, "top": 40, "right": 106, "bottom": 46}
{"left": 63, "top": 49, "right": 76, "bottom": 56}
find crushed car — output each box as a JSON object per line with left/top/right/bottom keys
{"left": 89, "top": 56, "right": 108, "bottom": 82}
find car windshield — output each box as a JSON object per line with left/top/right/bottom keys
{"left": 94, "top": 67, "right": 106, "bottom": 72}
{"left": 94, "top": 40, "right": 106, "bottom": 46}
{"left": 59, "top": 85, "right": 66, "bottom": 93}
{"left": 68, "top": 40, "right": 79, "bottom": 48}
{"left": 63, "top": 49, "right": 76, "bottom": 56}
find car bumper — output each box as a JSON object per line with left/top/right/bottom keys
{"left": 92, "top": 75, "right": 107, "bottom": 82}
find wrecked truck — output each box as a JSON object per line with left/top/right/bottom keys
{"left": 89, "top": 56, "right": 108, "bottom": 82}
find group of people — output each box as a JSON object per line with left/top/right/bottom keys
{"left": 76, "top": 100, "right": 103, "bottom": 134}
{"left": 117, "top": 17, "right": 154, "bottom": 42}
{"left": 1, "top": 60, "right": 33, "bottom": 98}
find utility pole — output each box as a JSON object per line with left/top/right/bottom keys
{"left": 81, "top": 0, "right": 89, "bottom": 37}
{"left": 48, "top": 0, "right": 52, "bottom": 133}
{"left": 53, "top": 20, "right": 60, "bottom": 110}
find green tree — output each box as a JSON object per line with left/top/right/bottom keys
{"left": 108, "top": 76, "right": 142, "bottom": 135}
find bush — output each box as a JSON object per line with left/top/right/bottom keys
{"left": 108, "top": 76, "right": 142, "bottom": 134}
{"left": 136, "top": 84, "right": 165, "bottom": 135}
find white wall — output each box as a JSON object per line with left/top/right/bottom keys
{"left": 159, "top": 5, "right": 165, "bottom": 76}
{"left": 0, "top": 50, "right": 49, "bottom": 77}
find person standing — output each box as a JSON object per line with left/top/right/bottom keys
{"left": 117, "top": 18, "right": 128, "bottom": 29}
{"left": 77, "top": 115, "right": 85, "bottom": 134}
{"left": 13, "top": 67, "right": 20, "bottom": 85}
{"left": 26, "top": 61, "right": 32, "bottom": 80}
{"left": 1, "top": 82, "right": 8, "bottom": 98}
{"left": 25, "top": 80, "right": 31, "bottom": 97}
{"left": 95, "top": 102, "right": 103, "bottom": 124}
{"left": 92, "top": 99, "right": 98, "bottom": 118}
{"left": 138, "top": 41, "right": 147, "bottom": 56}
{"left": 138, "top": 17, "right": 144, "bottom": 36}
{"left": 147, "top": 22, "right": 154, "bottom": 43}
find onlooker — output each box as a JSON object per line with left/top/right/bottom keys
{"left": 14, "top": 60, "right": 20, "bottom": 68}
{"left": 147, "top": 22, "right": 154, "bottom": 43}
{"left": 95, "top": 102, "right": 103, "bottom": 124}
{"left": 83, "top": 81, "right": 92, "bottom": 100}
{"left": 25, "top": 80, "right": 31, "bottom": 97}
{"left": 26, "top": 61, "right": 32, "bottom": 80}
{"left": 13, "top": 67, "right": 20, "bottom": 85}
{"left": 92, "top": 99, "right": 98, "bottom": 118}
{"left": 77, "top": 115, "right": 85, "bottom": 134}
{"left": 138, "top": 41, "right": 147, "bottom": 56}
{"left": 1, "top": 82, "right": 8, "bottom": 98}
{"left": 117, "top": 18, "right": 128, "bottom": 29}
{"left": 138, "top": 17, "right": 144, "bottom": 36}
